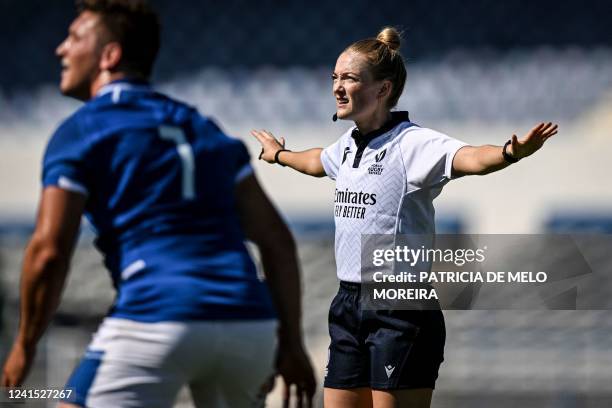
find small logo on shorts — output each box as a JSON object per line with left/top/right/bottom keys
{"left": 325, "top": 348, "right": 330, "bottom": 378}
{"left": 384, "top": 365, "right": 395, "bottom": 378}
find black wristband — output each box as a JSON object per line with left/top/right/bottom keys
{"left": 503, "top": 140, "right": 519, "bottom": 163}
{"left": 274, "top": 149, "right": 291, "bottom": 166}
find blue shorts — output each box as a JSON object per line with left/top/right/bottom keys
{"left": 324, "top": 281, "right": 445, "bottom": 390}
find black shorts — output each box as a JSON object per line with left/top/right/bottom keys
{"left": 324, "top": 281, "right": 445, "bottom": 390}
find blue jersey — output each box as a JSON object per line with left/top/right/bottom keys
{"left": 42, "top": 79, "right": 275, "bottom": 322}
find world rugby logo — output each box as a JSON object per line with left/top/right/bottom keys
{"left": 375, "top": 149, "right": 386, "bottom": 162}
{"left": 369, "top": 149, "right": 386, "bottom": 175}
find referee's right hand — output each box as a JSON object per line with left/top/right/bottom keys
{"left": 250, "top": 129, "right": 286, "bottom": 163}
{"left": 276, "top": 341, "right": 317, "bottom": 408}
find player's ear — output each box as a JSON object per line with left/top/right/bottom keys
{"left": 99, "top": 42, "right": 122, "bottom": 72}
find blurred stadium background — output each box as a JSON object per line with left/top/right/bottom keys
{"left": 1, "top": 0, "right": 611, "bottom": 406}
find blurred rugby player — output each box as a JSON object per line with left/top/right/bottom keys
{"left": 1, "top": 1, "right": 315, "bottom": 406}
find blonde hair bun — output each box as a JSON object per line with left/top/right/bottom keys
{"left": 376, "top": 27, "right": 402, "bottom": 51}
{"left": 345, "top": 26, "right": 407, "bottom": 108}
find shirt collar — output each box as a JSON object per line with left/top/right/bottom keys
{"left": 351, "top": 111, "right": 410, "bottom": 145}
{"left": 96, "top": 78, "right": 152, "bottom": 99}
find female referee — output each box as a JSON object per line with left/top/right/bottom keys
{"left": 252, "top": 27, "right": 557, "bottom": 408}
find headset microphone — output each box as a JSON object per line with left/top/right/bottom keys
{"left": 332, "top": 113, "right": 338, "bottom": 122}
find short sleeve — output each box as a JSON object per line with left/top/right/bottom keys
{"left": 42, "top": 116, "right": 91, "bottom": 196}
{"left": 400, "top": 127, "right": 468, "bottom": 188}
{"left": 234, "top": 139, "right": 253, "bottom": 183}
{"left": 321, "top": 130, "right": 352, "bottom": 180}
{"left": 196, "top": 115, "right": 254, "bottom": 184}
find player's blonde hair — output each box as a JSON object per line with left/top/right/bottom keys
{"left": 346, "top": 27, "right": 407, "bottom": 108}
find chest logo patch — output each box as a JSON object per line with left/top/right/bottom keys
{"left": 341, "top": 147, "right": 352, "bottom": 165}
{"left": 368, "top": 148, "right": 386, "bottom": 175}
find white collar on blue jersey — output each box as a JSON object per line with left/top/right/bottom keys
{"left": 96, "top": 79, "right": 152, "bottom": 103}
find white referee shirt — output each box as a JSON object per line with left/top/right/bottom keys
{"left": 321, "top": 112, "right": 468, "bottom": 282}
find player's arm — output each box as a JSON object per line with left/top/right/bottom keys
{"left": 1, "top": 187, "right": 85, "bottom": 387}
{"left": 235, "top": 173, "right": 316, "bottom": 406}
{"left": 250, "top": 129, "right": 326, "bottom": 177}
{"left": 452, "top": 122, "right": 558, "bottom": 177}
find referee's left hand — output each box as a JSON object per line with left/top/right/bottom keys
{"left": 276, "top": 341, "right": 317, "bottom": 408}
{"left": 508, "top": 122, "right": 558, "bottom": 159}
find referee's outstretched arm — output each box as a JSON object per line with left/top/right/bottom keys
{"left": 452, "top": 122, "right": 558, "bottom": 177}
{"left": 251, "top": 129, "right": 326, "bottom": 177}
{"left": 235, "top": 173, "right": 317, "bottom": 407}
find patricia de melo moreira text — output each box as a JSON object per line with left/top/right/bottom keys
{"left": 369, "top": 246, "right": 548, "bottom": 300}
